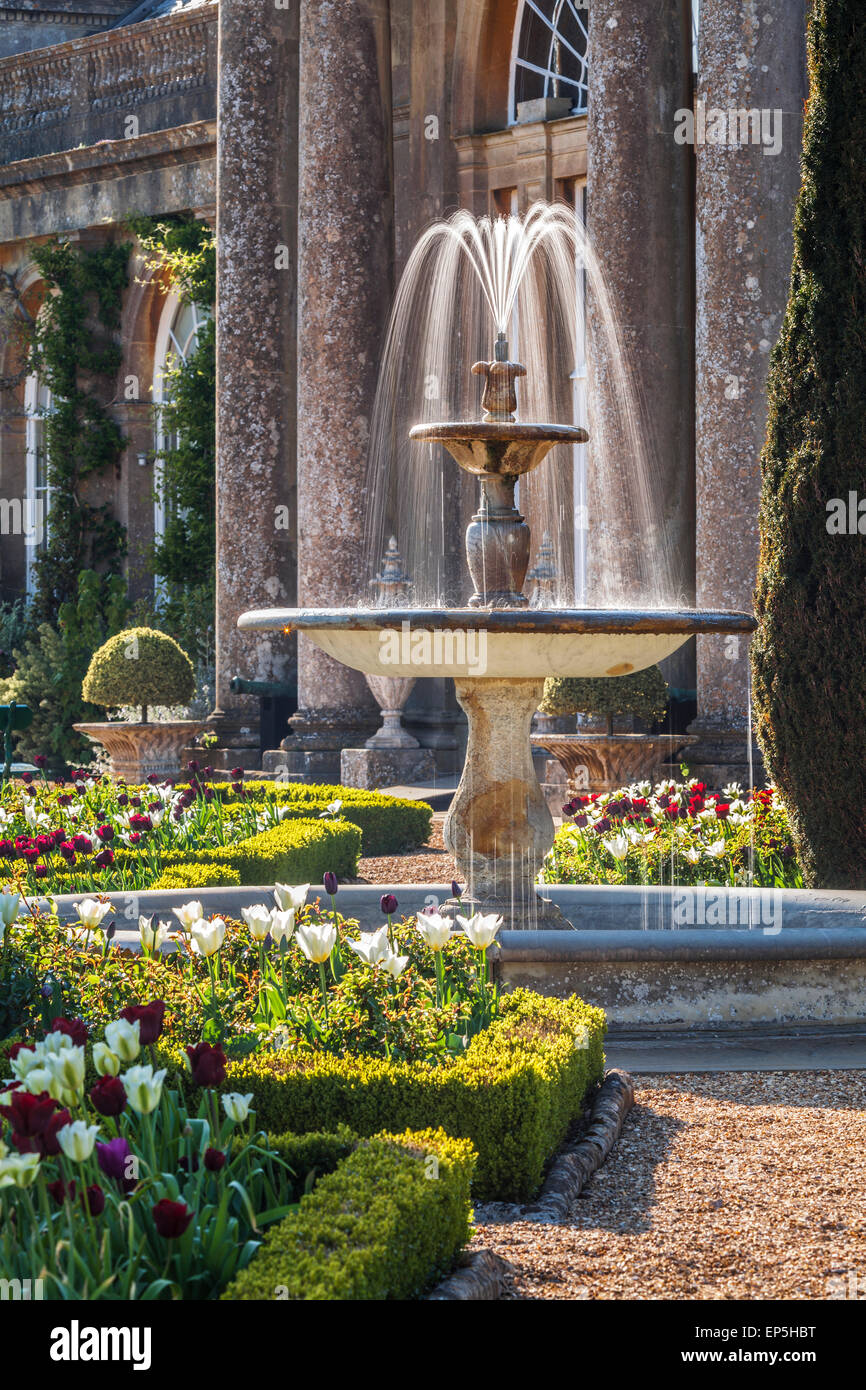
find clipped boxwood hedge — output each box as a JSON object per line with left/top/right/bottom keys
{"left": 144, "top": 818, "right": 361, "bottom": 888}
{"left": 151, "top": 863, "right": 242, "bottom": 890}
{"left": 223, "top": 1127, "right": 475, "bottom": 1300}
{"left": 178, "top": 989, "right": 605, "bottom": 1201}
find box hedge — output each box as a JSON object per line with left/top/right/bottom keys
{"left": 125, "top": 817, "right": 361, "bottom": 888}
{"left": 179, "top": 989, "right": 605, "bottom": 1201}
{"left": 223, "top": 1127, "right": 475, "bottom": 1300}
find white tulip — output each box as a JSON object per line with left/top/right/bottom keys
{"left": 269, "top": 908, "right": 296, "bottom": 946}
{"left": 0, "top": 1150, "right": 40, "bottom": 1189}
{"left": 93, "top": 1042, "right": 121, "bottom": 1077}
{"left": 295, "top": 920, "right": 337, "bottom": 964}
{"left": 22, "top": 1068, "right": 65, "bottom": 1102}
{"left": 415, "top": 912, "right": 452, "bottom": 952}
{"left": 346, "top": 924, "right": 391, "bottom": 967}
{"left": 683, "top": 847, "right": 701, "bottom": 864}
{"left": 221, "top": 1092, "right": 254, "bottom": 1124}
{"left": 273, "top": 883, "right": 309, "bottom": 913}
{"left": 105, "top": 1017, "right": 141, "bottom": 1064}
{"left": 122, "top": 1063, "right": 167, "bottom": 1115}
{"left": 241, "top": 905, "right": 272, "bottom": 942}
{"left": 705, "top": 840, "right": 728, "bottom": 859}
{"left": 10, "top": 1044, "right": 45, "bottom": 1080}
{"left": 76, "top": 898, "right": 113, "bottom": 931}
{"left": 173, "top": 901, "right": 204, "bottom": 932}
{"left": 0, "top": 891, "right": 20, "bottom": 928}
{"left": 46, "top": 1046, "right": 85, "bottom": 1096}
{"left": 603, "top": 834, "right": 631, "bottom": 862}
{"left": 456, "top": 912, "right": 503, "bottom": 950}
{"left": 190, "top": 917, "right": 226, "bottom": 958}
{"left": 379, "top": 951, "right": 409, "bottom": 979}
{"left": 139, "top": 916, "right": 170, "bottom": 953}
{"left": 42, "top": 1030, "right": 76, "bottom": 1055}
{"left": 57, "top": 1120, "right": 100, "bottom": 1163}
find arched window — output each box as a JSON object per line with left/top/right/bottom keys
{"left": 509, "top": 0, "right": 589, "bottom": 123}
{"left": 152, "top": 294, "right": 210, "bottom": 574}
{"left": 23, "top": 373, "right": 52, "bottom": 598}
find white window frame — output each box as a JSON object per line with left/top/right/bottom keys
{"left": 23, "top": 372, "right": 52, "bottom": 598}
{"left": 508, "top": 0, "right": 590, "bottom": 126}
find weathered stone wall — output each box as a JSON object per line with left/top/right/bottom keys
{"left": 0, "top": 2, "right": 217, "bottom": 164}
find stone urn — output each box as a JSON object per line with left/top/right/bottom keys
{"left": 73, "top": 720, "right": 206, "bottom": 783}
{"left": 532, "top": 729, "right": 698, "bottom": 797}
{"left": 364, "top": 674, "right": 420, "bottom": 749}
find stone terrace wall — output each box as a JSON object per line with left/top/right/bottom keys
{"left": 0, "top": 0, "right": 216, "bottom": 164}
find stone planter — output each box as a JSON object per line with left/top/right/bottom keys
{"left": 73, "top": 720, "right": 206, "bottom": 783}
{"left": 531, "top": 732, "right": 697, "bottom": 797}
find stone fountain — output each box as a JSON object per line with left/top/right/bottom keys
{"left": 239, "top": 328, "right": 755, "bottom": 929}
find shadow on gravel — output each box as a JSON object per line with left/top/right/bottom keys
{"left": 564, "top": 1100, "right": 687, "bottom": 1236}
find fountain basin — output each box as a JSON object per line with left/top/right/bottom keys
{"left": 237, "top": 606, "right": 757, "bottom": 680}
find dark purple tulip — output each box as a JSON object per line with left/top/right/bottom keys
{"left": 451, "top": 881, "right": 462, "bottom": 900}
{"left": 97, "top": 1136, "right": 136, "bottom": 1192}
{"left": 323, "top": 872, "right": 338, "bottom": 896}
{"left": 380, "top": 893, "right": 398, "bottom": 916}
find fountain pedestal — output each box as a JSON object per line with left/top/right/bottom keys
{"left": 440, "top": 677, "right": 571, "bottom": 931}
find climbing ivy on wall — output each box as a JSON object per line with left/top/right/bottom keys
{"left": 128, "top": 215, "right": 216, "bottom": 672}
{"left": 27, "top": 239, "right": 130, "bottom": 625}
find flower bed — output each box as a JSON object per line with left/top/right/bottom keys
{"left": 0, "top": 765, "right": 431, "bottom": 894}
{"left": 542, "top": 779, "right": 803, "bottom": 888}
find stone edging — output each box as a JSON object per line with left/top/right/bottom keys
{"left": 426, "top": 1069, "right": 635, "bottom": 1299}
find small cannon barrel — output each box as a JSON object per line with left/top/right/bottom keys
{"left": 230, "top": 676, "right": 296, "bottom": 699}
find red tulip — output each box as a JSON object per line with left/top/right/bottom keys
{"left": 119, "top": 1000, "right": 166, "bottom": 1046}
{"left": 185, "top": 1042, "right": 227, "bottom": 1087}
{"left": 49, "top": 1016, "right": 88, "bottom": 1047}
{"left": 152, "top": 1198, "right": 193, "bottom": 1239}
{"left": 90, "top": 1075, "right": 127, "bottom": 1117}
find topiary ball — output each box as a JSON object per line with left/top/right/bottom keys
{"left": 82, "top": 627, "right": 195, "bottom": 713}
{"left": 540, "top": 666, "right": 669, "bottom": 724}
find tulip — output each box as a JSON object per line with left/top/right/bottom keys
{"left": 139, "top": 916, "right": 170, "bottom": 954}
{"left": 96, "top": 1136, "right": 136, "bottom": 1191}
{"left": 173, "top": 901, "right": 204, "bottom": 932}
{"left": 603, "top": 834, "right": 631, "bottom": 862}
{"left": 346, "top": 924, "right": 391, "bottom": 968}
{"left": 204, "top": 1147, "right": 226, "bottom": 1172}
{"left": 0, "top": 890, "right": 20, "bottom": 928}
{"left": 269, "top": 908, "right": 295, "bottom": 946}
{"left": 241, "top": 904, "right": 272, "bottom": 942}
{"left": 323, "top": 871, "right": 338, "bottom": 897}
{"left": 121, "top": 1064, "right": 167, "bottom": 1115}
{"left": 82, "top": 1183, "right": 106, "bottom": 1216}
{"left": 185, "top": 1042, "right": 227, "bottom": 1088}
{"left": 105, "top": 1018, "right": 141, "bottom": 1064}
{"left": 48, "top": 1017, "right": 87, "bottom": 1047}
{"left": 415, "top": 912, "right": 452, "bottom": 951}
{"left": 76, "top": 898, "right": 112, "bottom": 932}
{"left": 90, "top": 1075, "right": 127, "bottom": 1117}
{"left": 119, "top": 1001, "right": 166, "bottom": 1046}
{"left": 380, "top": 892, "right": 398, "bottom": 916}
{"left": 0, "top": 1090, "right": 71, "bottom": 1157}
{"left": 455, "top": 912, "right": 503, "bottom": 950}
{"left": 190, "top": 917, "right": 226, "bottom": 958}
{"left": 451, "top": 880, "right": 462, "bottom": 902}
{"left": 273, "top": 882, "right": 309, "bottom": 913}
{"left": 57, "top": 1120, "right": 100, "bottom": 1163}
{"left": 379, "top": 951, "right": 409, "bottom": 979}
{"left": 152, "top": 1198, "right": 193, "bottom": 1239}
{"left": 296, "top": 920, "right": 337, "bottom": 964}
{"left": 45, "top": 1045, "right": 86, "bottom": 1098}
{"left": 93, "top": 1042, "right": 121, "bottom": 1077}
{"left": 221, "top": 1091, "right": 254, "bottom": 1124}
{"left": 21, "top": 1068, "right": 65, "bottom": 1102}
{"left": 46, "top": 1177, "right": 76, "bottom": 1206}
{"left": 0, "top": 1150, "right": 40, "bottom": 1188}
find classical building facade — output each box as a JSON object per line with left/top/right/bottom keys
{"left": 0, "top": 0, "right": 807, "bottom": 783}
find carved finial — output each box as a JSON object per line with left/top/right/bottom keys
{"left": 471, "top": 334, "right": 527, "bottom": 422}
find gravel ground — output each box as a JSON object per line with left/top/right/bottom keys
{"left": 472, "top": 1071, "right": 866, "bottom": 1300}
{"left": 356, "top": 813, "right": 458, "bottom": 886}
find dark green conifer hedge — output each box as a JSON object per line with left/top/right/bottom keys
{"left": 752, "top": 0, "right": 866, "bottom": 887}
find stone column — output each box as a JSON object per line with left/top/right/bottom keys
{"left": 211, "top": 0, "right": 298, "bottom": 749}
{"left": 586, "top": 0, "right": 694, "bottom": 615}
{"left": 690, "top": 0, "right": 806, "bottom": 785}
{"left": 281, "top": 0, "right": 393, "bottom": 778}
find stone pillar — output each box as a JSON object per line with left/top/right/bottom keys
{"left": 690, "top": 0, "right": 806, "bottom": 785}
{"left": 281, "top": 0, "right": 393, "bottom": 779}
{"left": 211, "top": 0, "right": 298, "bottom": 748}
{"left": 586, "top": 0, "right": 694, "bottom": 614}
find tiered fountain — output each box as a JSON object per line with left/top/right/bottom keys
{"left": 239, "top": 209, "right": 755, "bottom": 929}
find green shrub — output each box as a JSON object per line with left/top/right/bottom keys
{"left": 150, "top": 863, "right": 242, "bottom": 890}
{"left": 223, "top": 1127, "right": 475, "bottom": 1301}
{"left": 751, "top": 0, "right": 866, "bottom": 888}
{"left": 188, "top": 817, "right": 361, "bottom": 885}
{"left": 227, "top": 782, "right": 432, "bottom": 856}
{"left": 540, "top": 667, "right": 669, "bottom": 729}
{"left": 178, "top": 989, "right": 605, "bottom": 1201}
{"left": 82, "top": 626, "right": 195, "bottom": 721}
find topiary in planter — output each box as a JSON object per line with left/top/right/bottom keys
{"left": 751, "top": 0, "right": 866, "bottom": 888}
{"left": 82, "top": 627, "right": 195, "bottom": 723}
{"left": 540, "top": 667, "right": 669, "bottom": 736}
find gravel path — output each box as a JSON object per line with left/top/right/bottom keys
{"left": 472, "top": 1071, "right": 866, "bottom": 1300}
{"left": 356, "top": 813, "right": 458, "bottom": 886}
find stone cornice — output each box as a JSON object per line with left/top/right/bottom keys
{"left": 0, "top": 1, "right": 216, "bottom": 147}
{"left": 0, "top": 117, "right": 215, "bottom": 199}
